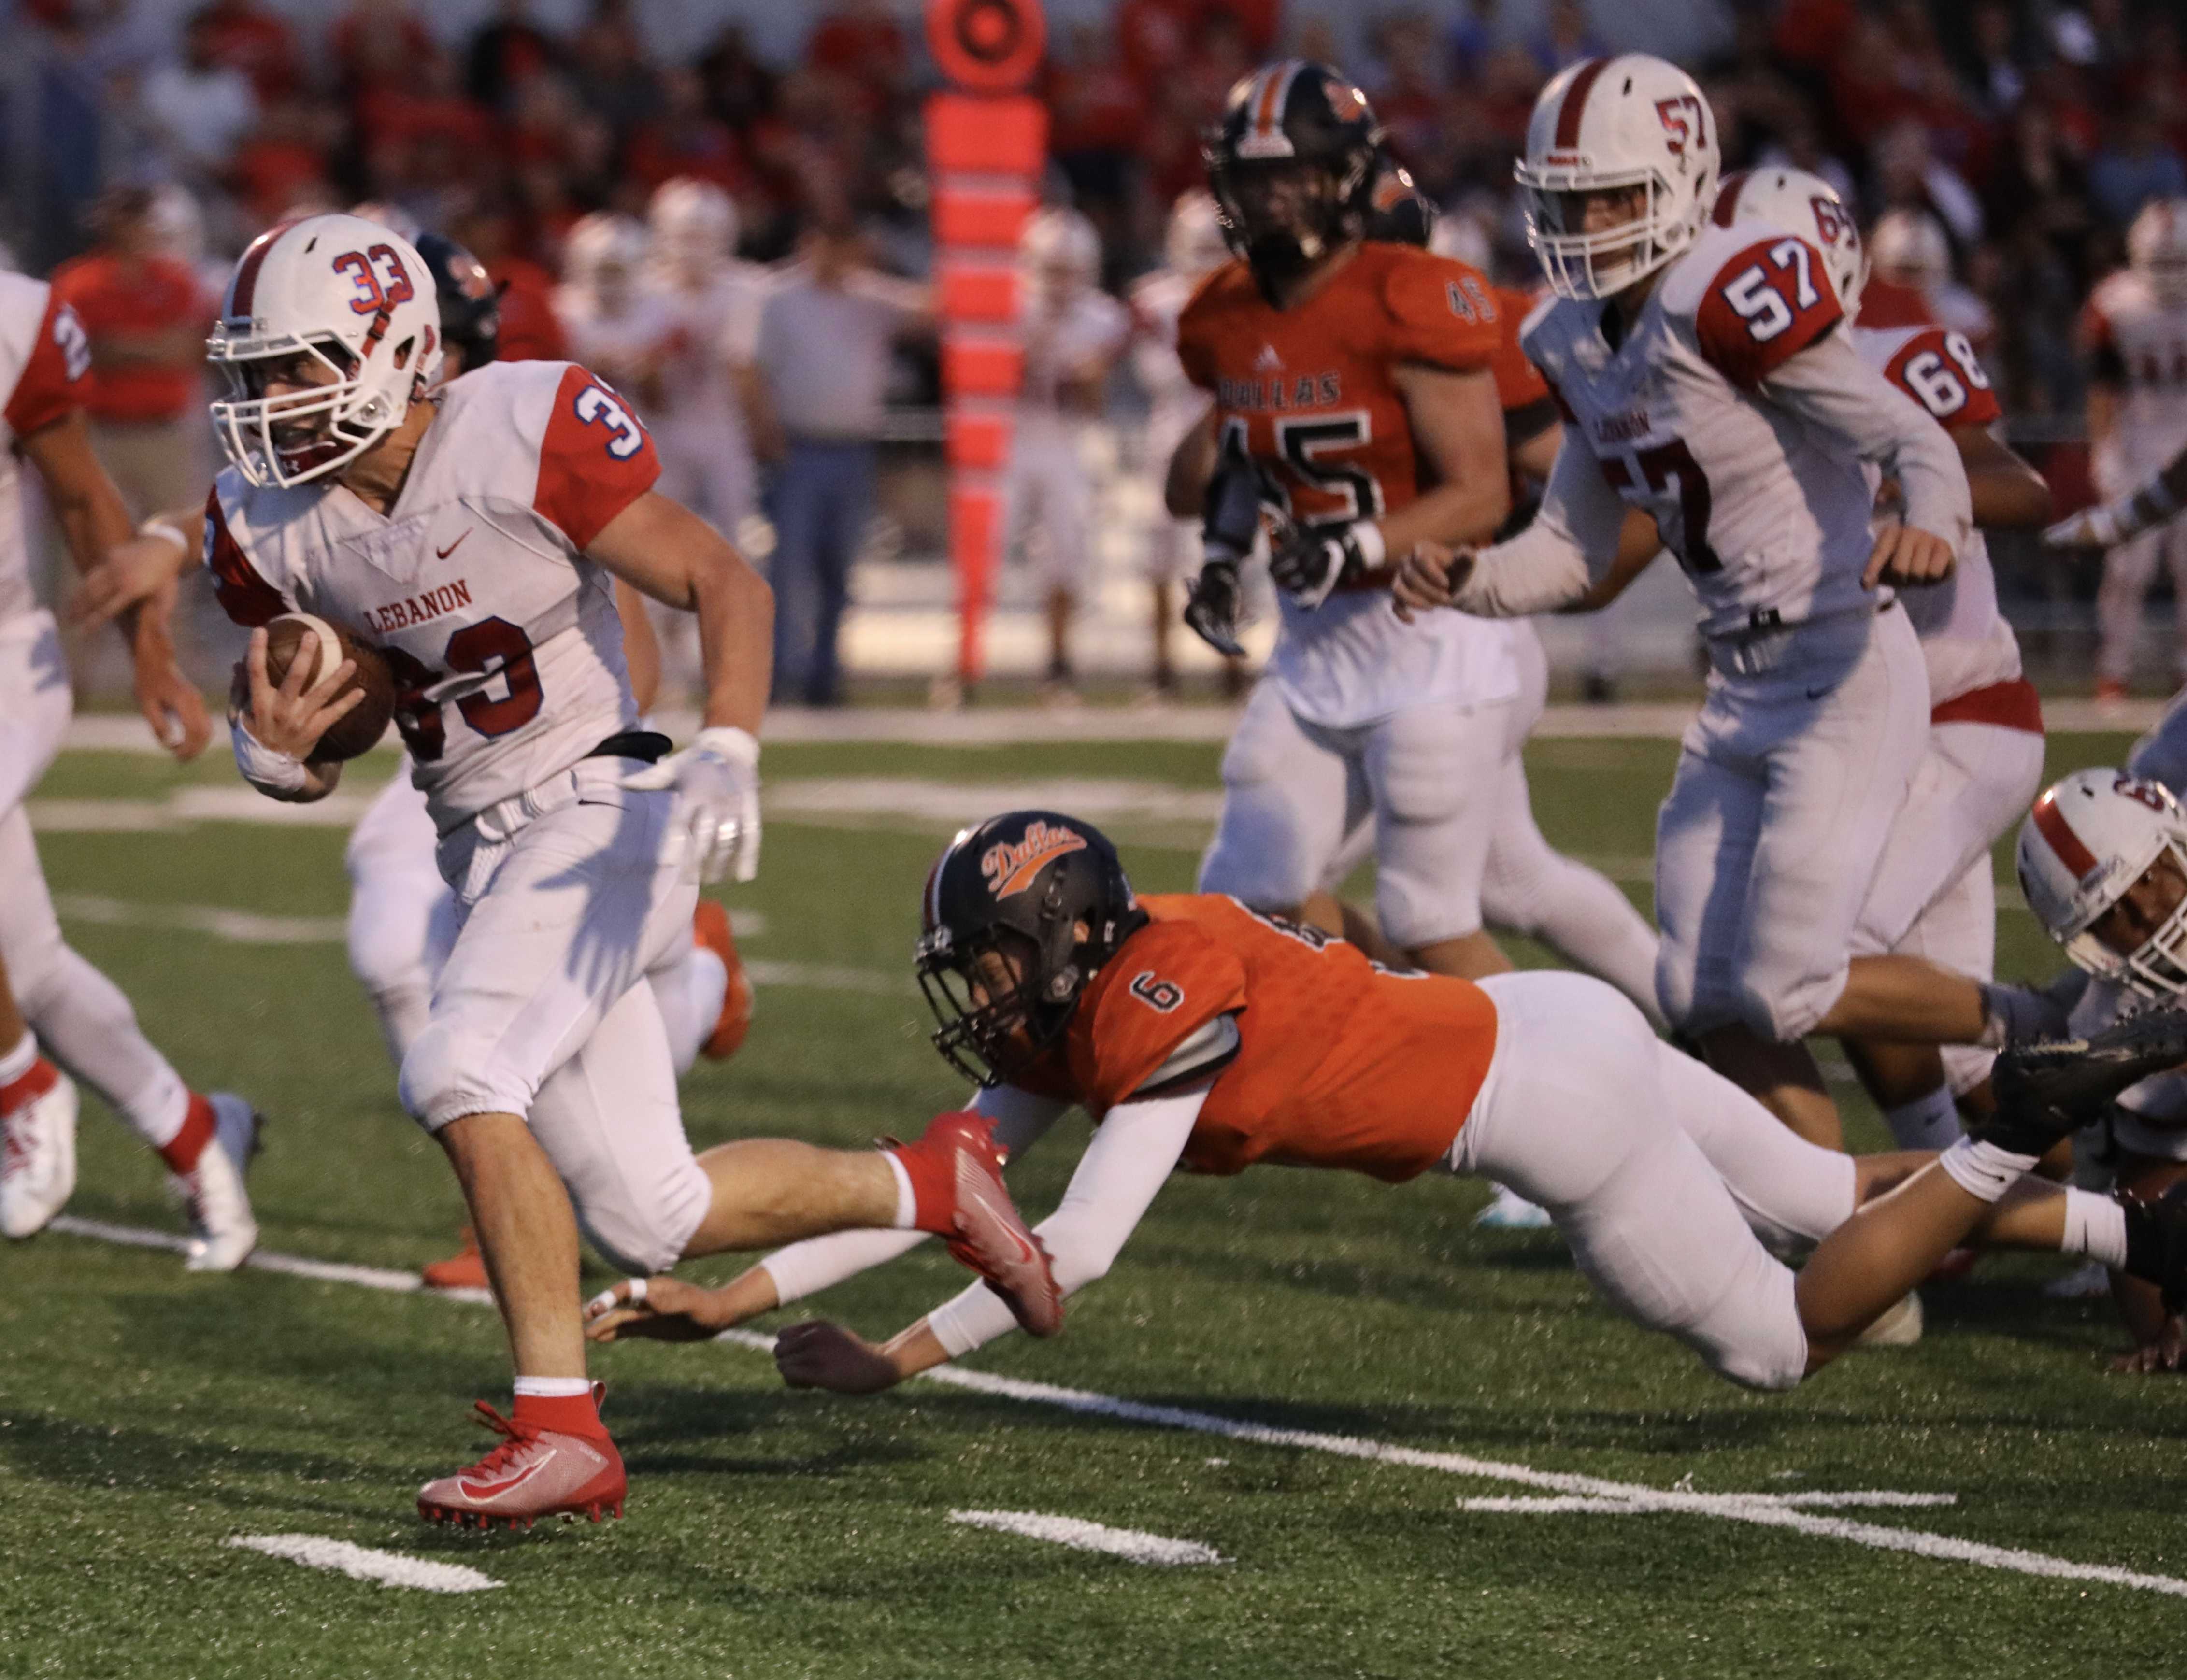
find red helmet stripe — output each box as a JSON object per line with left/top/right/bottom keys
{"left": 1553, "top": 57, "right": 1611, "bottom": 150}
{"left": 2031, "top": 788, "right": 2100, "bottom": 878}
{"left": 226, "top": 219, "right": 297, "bottom": 318}
{"left": 1712, "top": 170, "right": 1749, "bottom": 227}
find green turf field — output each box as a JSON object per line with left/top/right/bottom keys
{"left": 5, "top": 726, "right": 2185, "bottom": 1679}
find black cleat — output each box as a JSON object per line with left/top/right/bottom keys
{"left": 2122, "top": 1182, "right": 2187, "bottom": 1313}
{"left": 1984, "top": 1008, "right": 2187, "bottom": 1156}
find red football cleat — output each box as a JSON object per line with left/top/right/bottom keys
{"left": 894, "top": 1111, "right": 1063, "bottom": 1338}
{"left": 421, "top": 1226, "right": 489, "bottom": 1293}
{"left": 692, "top": 899, "right": 754, "bottom": 1060}
{"left": 416, "top": 1399, "right": 625, "bottom": 1529}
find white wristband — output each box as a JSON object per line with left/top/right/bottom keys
{"left": 1350, "top": 521, "right": 1387, "bottom": 569}
{"left": 692, "top": 725, "right": 761, "bottom": 767}
{"left": 138, "top": 517, "right": 190, "bottom": 557}
{"left": 230, "top": 715, "right": 308, "bottom": 796}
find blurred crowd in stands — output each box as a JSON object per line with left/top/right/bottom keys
{"left": 10, "top": 0, "right": 2187, "bottom": 693}
{"left": 12, "top": 0, "right": 2187, "bottom": 419}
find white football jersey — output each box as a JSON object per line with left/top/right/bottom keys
{"left": 1017, "top": 287, "right": 1129, "bottom": 425}
{"left": 2081, "top": 267, "right": 2187, "bottom": 488}
{"left": 1524, "top": 221, "right": 1901, "bottom": 638}
{"left": 1850, "top": 321, "right": 2021, "bottom": 704}
{"left": 1129, "top": 268, "right": 1209, "bottom": 443}
{"left": 642, "top": 265, "right": 767, "bottom": 437}
{"left": 205, "top": 360, "right": 658, "bottom": 831}
{"left": 0, "top": 272, "right": 92, "bottom": 626}
{"left": 554, "top": 288, "right": 680, "bottom": 412}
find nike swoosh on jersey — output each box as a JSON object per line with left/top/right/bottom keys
{"left": 436, "top": 531, "right": 471, "bottom": 560}
{"left": 457, "top": 1452, "right": 550, "bottom": 1502}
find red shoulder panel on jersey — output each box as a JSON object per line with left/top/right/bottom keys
{"left": 3, "top": 292, "right": 89, "bottom": 440}
{"left": 203, "top": 488, "right": 288, "bottom": 627}
{"left": 534, "top": 364, "right": 662, "bottom": 549}
{"left": 1067, "top": 919, "right": 1247, "bottom": 1114}
{"left": 1882, "top": 326, "right": 2002, "bottom": 427}
{"left": 1693, "top": 234, "right": 1844, "bottom": 387}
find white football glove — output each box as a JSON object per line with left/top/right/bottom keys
{"left": 2043, "top": 500, "right": 2132, "bottom": 551}
{"left": 621, "top": 725, "right": 761, "bottom": 883}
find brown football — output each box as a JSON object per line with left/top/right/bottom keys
{"left": 261, "top": 612, "right": 396, "bottom": 761}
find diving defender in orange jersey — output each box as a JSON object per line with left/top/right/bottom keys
{"left": 590, "top": 811, "right": 2187, "bottom": 1399}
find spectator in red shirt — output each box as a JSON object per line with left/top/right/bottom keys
{"left": 228, "top": 96, "right": 336, "bottom": 228}
{"left": 332, "top": 0, "right": 437, "bottom": 102}
{"left": 48, "top": 187, "right": 210, "bottom": 523}
{"left": 466, "top": 0, "right": 564, "bottom": 114}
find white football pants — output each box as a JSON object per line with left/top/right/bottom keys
{"left": 346, "top": 765, "right": 723, "bottom": 1075}
{"left": 0, "top": 611, "right": 193, "bottom": 1150}
{"left": 2096, "top": 516, "right": 2187, "bottom": 686}
{"left": 396, "top": 761, "right": 711, "bottom": 1276}
{"left": 1200, "top": 677, "right": 1512, "bottom": 950}
{"left": 1851, "top": 714, "right": 2045, "bottom": 1094}
{"left": 1003, "top": 419, "right": 1098, "bottom": 599}
{"left": 1451, "top": 971, "right": 1858, "bottom": 1389}
{"left": 1655, "top": 605, "right": 1928, "bottom": 1041}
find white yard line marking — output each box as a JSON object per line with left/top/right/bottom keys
{"left": 56, "top": 893, "right": 349, "bottom": 946}
{"left": 1456, "top": 1491, "right": 1958, "bottom": 1514}
{"left": 226, "top": 1534, "right": 502, "bottom": 1593}
{"left": 52, "top": 1218, "right": 2187, "bottom": 1599}
{"left": 948, "top": 1509, "right": 1223, "bottom": 1566}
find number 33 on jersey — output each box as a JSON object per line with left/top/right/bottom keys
{"left": 203, "top": 360, "right": 661, "bottom": 830}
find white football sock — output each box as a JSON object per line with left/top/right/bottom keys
{"left": 0, "top": 1030, "right": 38, "bottom": 1086}
{"left": 884, "top": 1150, "right": 918, "bottom": 1229}
{"left": 1937, "top": 1138, "right": 2037, "bottom": 1203}
{"left": 23, "top": 948, "right": 188, "bottom": 1147}
{"left": 2061, "top": 1188, "right": 2130, "bottom": 1268}
{"left": 1883, "top": 1084, "right": 1963, "bottom": 1152}
{"left": 650, "top": 944, "right": 729, "bottom": 1077}
{"left": 512, "top": 1375, "right": 595, "bottom": 1398}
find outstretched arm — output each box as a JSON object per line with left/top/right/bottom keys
{"left": 774, "top": 1084, "right": 1208, "bottom": 1393}
{"left": 585, "top": 1086, "right": 1072, "bottom": 1342}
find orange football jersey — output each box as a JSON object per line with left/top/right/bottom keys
{"left": 1030, "top": 894, "right": 1498, "bottom": 1183}
{"left": 1176, "top": 243, "right": 1504, "bottom": 531}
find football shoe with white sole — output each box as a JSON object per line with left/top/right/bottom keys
{"left": 417, "top": 1396, "right": 626, "bottom": 1529}
{"left": 171, "top": 1093, "right": 262, "bottom": 1272}
{"left": 0, "top": 1060, "right": 78, "bottom": 1239}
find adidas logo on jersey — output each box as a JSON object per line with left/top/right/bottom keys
{"left": 1254, "top": 343, "right": 1282, "bottom": 371}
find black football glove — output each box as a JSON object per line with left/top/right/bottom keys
{"left": 1270, "top": 521, "right": 1377, "bottom": 610}
{"left": 1183, "top": 558, "right": 1246, "bottom": 657}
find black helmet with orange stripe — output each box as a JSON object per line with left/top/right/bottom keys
{"left": 915, "top": 811, "right": 1146, "bottom": 1084}
{"left": 1365, "top": 155, "right": 1436, "bottom": 248}
{"left": 1205, "top": 61, "right": 1382, "bottom": 294}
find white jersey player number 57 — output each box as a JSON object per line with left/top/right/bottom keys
{"left": 574, "top": 384, "right": 645, "bottom": 460}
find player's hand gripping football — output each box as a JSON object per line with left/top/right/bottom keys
{"left": 235, "top": 626, "right": 362, "bottom": 758}
{"left": 621, "top": 725, "right": 761, "bottom": 883}
{"left": 773, "top": 1320, "right": 906, "bottom": 1394}
{"left": 1390, "top": 540, "right": 1474, "bottom": 622}
{"left": 1183, "top": 558, "right": 1247, "bottom": 656}
{"left": 1861, "top": 523, "right": 1956, "bottom": 590}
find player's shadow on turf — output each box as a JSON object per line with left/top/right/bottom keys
{"left": 102, "top": 1285, "right": 492, "bottom": 1398}
{"left": 602, "top": 1382, "right": 929, "bottom": 1475}
{"left": 0, "top": 1407, "right": 367, "bottom": 1513}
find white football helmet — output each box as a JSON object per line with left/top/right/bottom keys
{"left": 1868, "top": 208, "right": 1951, "bottom": 291}
{"left": 1515, "top": 53, "right": 1720, "bottom": 300}
{"left": 1020, "top": 206, "right": 1101, "bottom": 296}
{"left": 206, "top": 214, "right": 443, "bottom": 490}
{"left": 2129, "top": 197, "right": 2187, "bottom": 305}
{"left": 650, "top": 177, "right": 738, "bottom": 277}
{"left": 564, "top": 212, "right": 651, "bottom": 299}
{"left": 1712, "top": 165, "right": 1866, "bottom": 313}
{"left": 1165, "top": 190, "right": 1228, "bottom": 279}
{"left": 2017, "top": 768, "right": 2187, "bottom": 999}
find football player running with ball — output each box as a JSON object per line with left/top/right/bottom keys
{"left": 97, "top": 214, "right": 1059, "bottom": 1528}
{"left": 1165, "top": 61, "right": 1526, "bottom": 982}
{"left": 588, "top": 811, "right": 2187, "bottom": 1400}
{"left": 1395, "top": 57, "right": 2046, "bottom": 1142}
